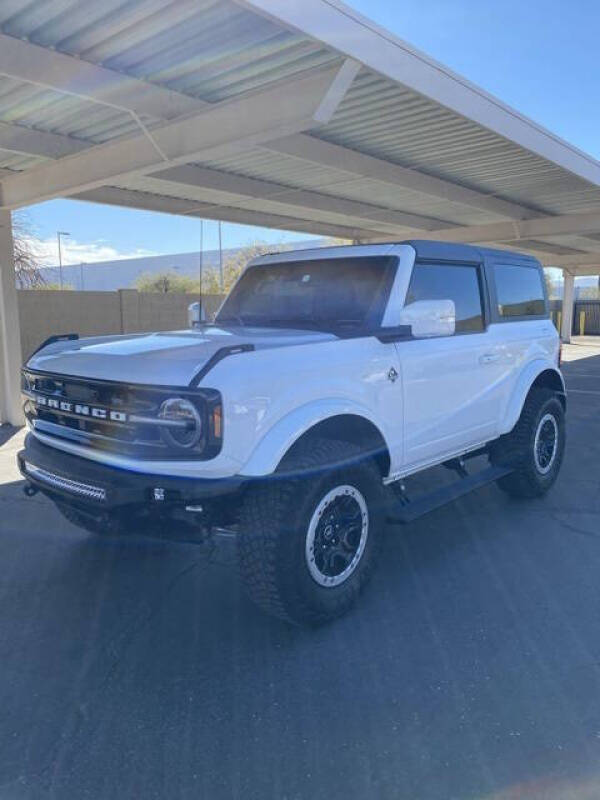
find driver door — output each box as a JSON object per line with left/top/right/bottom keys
{"left": 396, "top": 261, "right": 505, "bottom": 470}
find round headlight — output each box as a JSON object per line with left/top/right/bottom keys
{"left": 158, "top": 398, "right": 202, "bottom": 449}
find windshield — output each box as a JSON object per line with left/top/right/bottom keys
{"left": 216, "top": 256, "right": 396, "bottom": 332}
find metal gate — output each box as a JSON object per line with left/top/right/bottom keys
{"left": 574, "top": 301, "right": 600, "bottom": 335}
{"left": 548, "top": 300, "right": 600, "bottom": 335}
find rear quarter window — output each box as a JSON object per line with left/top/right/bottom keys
{"left": 493, "top": 264, "right": 546, "bottom": 318}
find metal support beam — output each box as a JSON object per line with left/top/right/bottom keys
{"left": 312, "top": 60, "right": 361, "bottom": 124}
{"left": 538, "top": 233, "right": 600, "bottom": 255}
{"left": 184, "top": 203, "right": 382, "bottom": 240}
{"left": 555, "top": 264, "right": 600, "bottom": 276}
{"left": 266, "top": 134, "right": 539, "bottom": 220}
{"left": 76, "top": 186, "right": 384, "bottom": 241}
{"left": 431, "top": 212, "right": 600, "bottom": 243}
{"left": 0, "top": 64, "right": 345, "bottom": 209}
{"left": 149, "top": 164, "right": 453, "bottom": 231}
{"left": 0, "top": 32, "right": 205, "bottom": 121}
{"left": 544, "top": 253, "right": 600, "bottom": 269}
{"left": 561, "top": 272, "right": 575, "bottom": 343}
{"left": 0, "top": 121, "right": 88, "bottom": 159}
{"left": 0, "top": 209, "right": 23, "bottom": 425}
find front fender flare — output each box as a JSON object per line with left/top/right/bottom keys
{"left": 500, "top": 360, "right": 565, "bottom": 435}
{"left": 238, "top": 400, "right": 386, "bottom": 477}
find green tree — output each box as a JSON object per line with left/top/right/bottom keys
{"left": 322, "top": 236, "right": 352, "bottom": 247}
{"left": 543, "top": 269, "right": 559, "bottom": 300}
{"left": 39, "top": 282, "right": 74, "bottom": 290}
{"left": 577, "top": 285, "right": 600, "bottom": 300}
{"left": 134, "top": 243, "right": 293, "bottom": 296}
{"left": 215, "top": 241, "right": 291, "bottom": 295}
{"left": 200, "top": 267, "right": 224, "bottom": 295}
{"left": 134, "top": 271, "right": 198, "bottom": 293}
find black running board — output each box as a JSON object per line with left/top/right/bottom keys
{"left": 388, "top": 465, "right": 513, "bottom": 524}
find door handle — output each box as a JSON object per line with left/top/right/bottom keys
{"left": 479, "top": 353, "right": 501, "bottom": 364}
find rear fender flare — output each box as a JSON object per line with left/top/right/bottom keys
{"left": 500, "top": 361, "right": 565, "bottom": 435}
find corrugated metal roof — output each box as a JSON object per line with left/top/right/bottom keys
{"left": 0, "top": 75, "right": 143, "bottom": 143}
{"left": 0, "top": 0, "right": 598, "bottom": 266}
{"left": 0, "top": 0, "right": 336, "bottom": 104}
{"left": 310, "top": 70, "right": 600, "bottom": 218}
{"left": 194, "top": 148, "right": 496, "bottom": 226}
{"left": 0, "top": 149, "right": 45, "bottom": 172}
{"left": 0, "top": 0, "right": 336, "bottom": 160}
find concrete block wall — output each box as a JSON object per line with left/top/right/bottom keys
{"left": 18, "top": 290, "right": 225, "bottom": 359}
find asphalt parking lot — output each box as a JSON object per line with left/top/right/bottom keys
{"left": 1, "top": 339, "right": 600, "bottom": 800}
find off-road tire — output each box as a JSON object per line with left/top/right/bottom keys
{"left": 237, "top": 438, "right": 385, "bottom": 625}
{"left": 490, "top": 388, "right": 565, "bottom": 498}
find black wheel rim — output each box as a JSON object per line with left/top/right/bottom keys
{"left": 305, "top": 485, "right": 369, "bottom": 587}
{"left": 534, "top": 413, "right": 558, "bottom": 475}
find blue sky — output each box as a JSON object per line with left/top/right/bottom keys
{"left": 23, "top": 0, "right": 600, "bottom": 266}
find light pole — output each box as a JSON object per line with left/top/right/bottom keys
{"left": 57, "top": 231, "right": 70, "bottom": 289}
{"left": 218, "top": 220, "right": 224, "bottom": 292}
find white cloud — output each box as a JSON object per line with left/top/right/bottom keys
{"left": 25, "top": 235, "right": 157, "bottom": 267}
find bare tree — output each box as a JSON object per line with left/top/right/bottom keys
{"left": 12, "top": 212, "right": 47, "bottom": 289}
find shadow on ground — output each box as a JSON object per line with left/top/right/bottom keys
{"left": 1, "top": 349, "right": 600, "bottom": 799}
{"left": 0, "top": 423, "right": 20, "bottom": 447}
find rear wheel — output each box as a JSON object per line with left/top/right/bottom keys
{"left": 490, "top": 388, "right": 565, "bottom": 498}
{"left": 237, "top": 438, "right": 385, "bottom": 625}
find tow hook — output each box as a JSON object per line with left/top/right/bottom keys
{"left": 23, "top": 483, "right": 39, "bottom": 498}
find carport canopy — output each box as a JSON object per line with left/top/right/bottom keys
{"left": 1, "top": 0, "right": 600, "bottom": 424}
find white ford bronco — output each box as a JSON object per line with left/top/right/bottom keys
{"left": 19, "top": 241, "right": 566, "bottom": 624}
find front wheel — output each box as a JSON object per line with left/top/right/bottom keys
{"left": 237, "top": 438, "right": 385, "bottom": 625}
{"left": 490, "top": 388, "right": 565, "bottom": 498}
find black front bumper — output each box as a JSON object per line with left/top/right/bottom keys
{"left": 18, "top": 433, "right": 246, "bottom": 514}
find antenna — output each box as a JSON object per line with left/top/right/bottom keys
{"left": 218, "top": 220, "right": 224, "bottom": 293}
{"left": 198, "top": 219, "right": 203, "bottom": 327}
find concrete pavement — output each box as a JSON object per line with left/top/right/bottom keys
{"left": 1, "top": 340, "right": 600, "bottom": 800}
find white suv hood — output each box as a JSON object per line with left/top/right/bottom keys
{"left": 26, "top": 326, "right": 335, "bottom": 386}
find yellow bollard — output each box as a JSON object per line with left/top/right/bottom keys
{"left": 580, "top": 310, "right": 586, "bottom": 337}
{"left": 557, "top": 311, "right": 562, "bottom": 333}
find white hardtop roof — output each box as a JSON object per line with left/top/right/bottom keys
{"left": 0, "top": 0, "right": 599, "bottom": 275}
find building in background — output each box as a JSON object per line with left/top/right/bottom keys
{"left": 38, "top": 239, "right": 325, "bottom": 291}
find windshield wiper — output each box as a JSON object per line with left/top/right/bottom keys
{"left": 256, "top": 318, "right": 332, "bottom": 332}
{"left": 216, "top": 314, "right": 246, "bottom": 327}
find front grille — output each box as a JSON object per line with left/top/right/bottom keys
{"left": 24, "top": 462, "right": 107, "bottom": 501}
{"left": 21, "top": 371, "right": 222, "bottom": 461}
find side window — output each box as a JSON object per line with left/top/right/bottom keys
{"left": 405, "top": 263, "right": 485, "bottom": 333}
{"left": 494, "top": 265, "right": 546, "bottom": 318}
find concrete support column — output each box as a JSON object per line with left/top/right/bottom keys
{"left": 561, "top": 271, "right": 575, "bottom": 344}
{"left": 0, "top": 209, "right": 24, "bottom": 425}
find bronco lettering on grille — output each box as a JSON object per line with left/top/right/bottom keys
{"left": 33, "top": 394, "right": 128, "bottom": 423}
